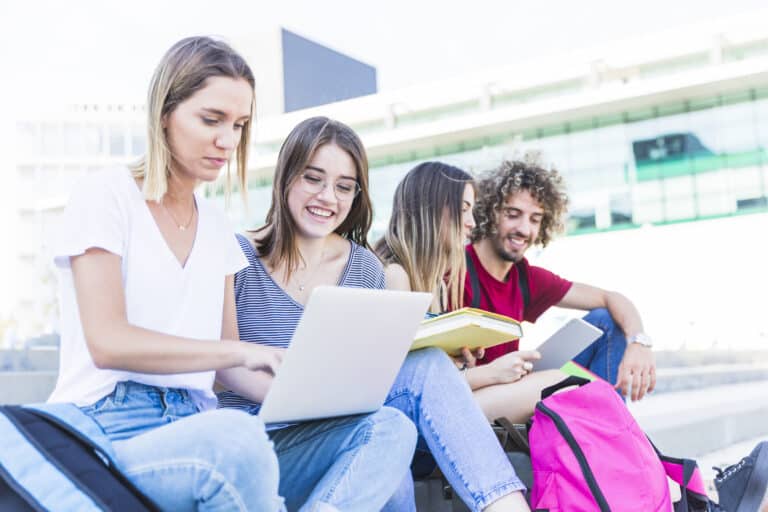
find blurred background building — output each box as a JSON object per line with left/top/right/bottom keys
{"left": 8, "top": 18, "right": 768, "bottom": 353}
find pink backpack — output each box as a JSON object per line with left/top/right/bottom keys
{"left": 529, "top": 376, "right": 711, "bottom": 512}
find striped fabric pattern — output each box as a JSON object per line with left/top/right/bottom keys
{"left": 217, "top": 234, "right": 386, "bottom": 413}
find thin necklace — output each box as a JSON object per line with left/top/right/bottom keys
{"left": 163, "top": 198, "right": 196, "bottom": 231}
{"left": 295, "top": 250, "right": 326, "bottom": 292}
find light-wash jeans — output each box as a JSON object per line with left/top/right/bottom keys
{"left": 83, "top": 381, "right": 416, "bottom": 512}
{"left": 383, "top": 348, "right": 526, "bottom": 512}
{"left": 80, "top": 381, "right": 283, "bottom": 511}
{"left": 267, "top": 407, "right": 416, "bottom": 511}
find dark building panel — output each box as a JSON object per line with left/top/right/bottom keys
{"left": 281, "top": 29, "right": 377, "bottom": 112}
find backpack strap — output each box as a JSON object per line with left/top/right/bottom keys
{"left": 0, "top": 406, "right": 160, "bottom": 511}
{"left": 517, "top": 261, "right": 530, "bottom": 310}
{"left": 465, "top": 250, "right": 530, "bottom": 313}
{"left": 540, "top": 376, "right": 592, "bottom": 400}
{"left": 493, "top": 417, "right": 530, "bottom": 455}
{"left": 465, "top": 251, "right": 482, "bottom": 308}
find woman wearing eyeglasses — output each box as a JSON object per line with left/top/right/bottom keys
{"left": 219, "top": 116, "right": 532, "bottom": 512}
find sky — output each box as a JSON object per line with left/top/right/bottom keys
{"left": 2, "top": 0, "right": 767, "bottom": 109}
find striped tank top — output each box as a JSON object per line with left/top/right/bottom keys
{"left": 217, "top": 234, "right": 386, "bottom": 413}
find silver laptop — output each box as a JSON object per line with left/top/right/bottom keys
{"left": 258, "top": 286, "right": 432, "bottom": 424}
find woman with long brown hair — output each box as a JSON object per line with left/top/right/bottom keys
{"left": 223, "top": 117, "right": 532, "bottom": 512}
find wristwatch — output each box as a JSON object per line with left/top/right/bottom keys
{"left": 628, "top": 332, "right": 653, "bottom": 348}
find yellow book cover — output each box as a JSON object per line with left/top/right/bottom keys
{"left": 411, "top": 308, "right": 523, "bottom": 356}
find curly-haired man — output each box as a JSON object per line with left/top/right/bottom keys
{"left": 460, "top": 159, "right": 655, "bottom": 418}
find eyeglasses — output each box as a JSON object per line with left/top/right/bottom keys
{"left": 299, "top": 171, "right": 361, "bottom": 201}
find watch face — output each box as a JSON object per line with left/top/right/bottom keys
{"left": 631, "top": 333, "right": 653, "bottom": 347}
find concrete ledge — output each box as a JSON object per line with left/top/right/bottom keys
{"left": 653, "top": 363, "right": 768, "bottom": 393}
{"left": 630, "top": 380, "right": 768, "bottom": 458}
{"left": 0, "top": 348, "right": 60, "bottom": 372}
{"left": 0, "top": 371, "right": 57, "bottom": 405}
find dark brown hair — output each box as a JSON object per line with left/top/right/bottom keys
{"left": 251, "top": 117, "right": 372, "bottom": 276}
{"left": 472, "top": 159, "right": 568, "bottom": 247}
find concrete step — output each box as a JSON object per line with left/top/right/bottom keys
{"left": 0, "top": 371, "right": 57, "bottom": 405}
{"left": 629, "top": 380, "right": 768, "bottom": 458}
{"left": 653, "top": 363, "right": 768, "bottom": 393}
{"left": 0, "top": 347, "right": 60, "bottom": 371}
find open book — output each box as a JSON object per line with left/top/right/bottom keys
{"left": 411, "top": 308, "right": 522, "bottom": 356}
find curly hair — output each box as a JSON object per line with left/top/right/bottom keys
{"left": 471, "top": 159, "right": 568, "bottom": 247}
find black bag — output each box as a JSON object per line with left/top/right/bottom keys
{"left": 0, "top": 404, "right": 160, "bottom": 511}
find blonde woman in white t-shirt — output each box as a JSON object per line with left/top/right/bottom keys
{"left": 49, "top": 37, "right": 415, "bottom": 511}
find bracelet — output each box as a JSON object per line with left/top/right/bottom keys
{"left": 459, "top": 362, "right": 468, "bottom": 372}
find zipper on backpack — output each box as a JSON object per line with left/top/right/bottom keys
{"left": 535, "top": 401, "right": 611, "bottom": 512}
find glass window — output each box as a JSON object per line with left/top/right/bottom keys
{"left": 631, "top": 180, "right": 665, "bottom": 224}
{"left": 61, "top": 123, "right": 83, "bottom": 156}
{"left": 109, "top": 125, "right": 126, "bottom": 156}
{"left": 40, "top": 123, "right": 62, "bottom": 156}
{"left": 16, "top": 122, "right": 40, "bottom": 155}
{"left": 609, "top": 193, "right": 633, "bottom": 227}
{"left": 82, "top": 123, "right": 102, "bottom": 156}
{"left": 534, "top": 131, "right": 570, "bottom": 173}
{"left": 662, "top": 176, "right": 696, "bottom": 221}
{"left": 694, "top": 172, "right": 733, "bottom": 217}
{"left": 716, "top": 101, "right": 758, "bottom": 154}
{"left": 754, "top": 97, "right": 768, "bottom": 150}
{"left": 130, "top": 124, "right": 146, "bottom": 157}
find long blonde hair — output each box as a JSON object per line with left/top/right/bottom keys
{"left": 130, "top": 36, "right": 255, "bottom": 202}
{"left": 374, "top": 162, "right": 474, "bottom": 312}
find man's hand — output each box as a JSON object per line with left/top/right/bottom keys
{"left": 615, "top": 344, "right": 656, "bottom": 401}
{"left": 453, "top": 346, "right": 485, "bottom": 369}
{"left": 488, "top": 350, "right": 541, "bottom": 384}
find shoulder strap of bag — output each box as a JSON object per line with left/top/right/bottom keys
{"left": 465, "top": 250, "right": 530, "bottom": 312}
{"left": 517, "top": 261, "right": 530, "bottom": 310}
{"left": 493, "top": 417, "right": 530, "bottom": 455}
{"left": 2, "top": 406, "right": 160, "bottom": 512}
{"left": 465, "top": 251, "right": 482, "bottom": 309}
{"left": 540, "top": 376, "right": 592, "bottom": 400}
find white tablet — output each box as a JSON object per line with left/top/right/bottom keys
{"left": 532, "top": 318, "right": 603, "bottom": 371}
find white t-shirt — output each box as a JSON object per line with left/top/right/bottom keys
{"left": 48, "top": 167, "right": 248, "bottom": 410}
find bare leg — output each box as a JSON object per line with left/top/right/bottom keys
{"left": 483, "top": 490, "right": 531, "bottom": 511}
{"left": 473, "top": 370, "right": 565, "bottom": 424}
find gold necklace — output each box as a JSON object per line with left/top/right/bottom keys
{"left": 163, "top": 198, "right": 196, "bottom": 231}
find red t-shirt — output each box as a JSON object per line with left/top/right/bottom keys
{"left": 464, "top": 244, "right": 572, "bottom": 364}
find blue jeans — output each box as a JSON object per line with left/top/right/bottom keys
{"left": 383, "top": 348, "right": 526, "bottom": 512}
{"left": 80, "top": 381, "right": 283, "bottom": 512}
{"left": 83, "top": 381, "right": 416, "bottom": 511}
{"left": 267, "top": 407, "right": 416, "bottom": 511}
{"left": 573, "top": 308, "right": 628, "bottom": 386}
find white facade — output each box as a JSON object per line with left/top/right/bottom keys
{"left": 7, "top": 105, "right": 145, "bottom": 344}
{"left": 7, "top": 13, "right": 768, "bottom": 349}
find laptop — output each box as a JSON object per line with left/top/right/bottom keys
{"left": 258, "top": 286, "right": 432, "bottom": 424}
{"left": 530, "top": 318, "right": 604, "bottom": 371}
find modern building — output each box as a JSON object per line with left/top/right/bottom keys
{"left": 235, "top": 14, "right": 768, "bottom": 352}
{"left": 236, "top": 28, "right": 377, "bottom": 117}
{"left": 8, "top": 16, "right": 768, "bottom": 352}
{"left": 9, "top": 104, "right": 146, "bottom": 342}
